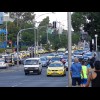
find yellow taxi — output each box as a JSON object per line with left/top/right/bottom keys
{"left": 47, "top": 61, "right": 66, "bottom": 76}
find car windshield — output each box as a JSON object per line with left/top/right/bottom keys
{"left": 74, "top": 52, "right": 80, "bottom": 55}
{"left": 24, "top": 60, "right": 39, "bottom": 65}
{"left": 84, "top": 55, "right": 88, "bottom": 57}
{"left": 40, "top": 58, "right": 46, "bottom": 61}
{"left": 51, "top": 57, "right": 60, "bottom": 61}
{"left": 86, "top": 54, "right": 92, "bottom": 56}
{"left": 59, "top": 53, "right": 63, "bottom": 55}
{"left": 63, "top": 56, "right": 68, "bottom": 59}
{"left": 49, "top": 63, "right": 63, "bottom": 67}
{"left": 78, "top": 50, "right": 83, "bottom": 52}
{"left": 49, "top": 54, "right": 55, "bottom": 56}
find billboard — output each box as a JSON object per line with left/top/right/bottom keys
{"left": 0, "top": 12, "right": 3, "bottom": 24}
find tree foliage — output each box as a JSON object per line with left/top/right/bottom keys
{"left": 9, "top": 12, "right": 35, "bottom": 28}
{"left": 0, "top": 12, "right": 81, "bottom": 50}
{"left": 72, "top": 12, "right": 100, "bottom": 45}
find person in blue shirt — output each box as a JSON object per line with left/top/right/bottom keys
{"left": 70, "top": 57, "right": 83, "bottom": 87}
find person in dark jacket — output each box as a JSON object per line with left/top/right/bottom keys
{"left": 85, "top": 60, "right": 100, "bottom": 87}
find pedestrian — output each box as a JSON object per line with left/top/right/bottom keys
{"left": 85, "top": 59, "right": 91, "bottom": 74}
{"left": 70, "top": 57, "right": 83, "bottom": 87}
{"left": 85, "top": 60, "right": 100, "bottom": 87}
{"left": 81, "top": 60, "right": 88, "bottom": 87}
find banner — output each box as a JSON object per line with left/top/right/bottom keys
{"left": 0, "top": 29, "right": 7, "bottom": 34}
{"left": 0, "top": 12, "right": 3, "bottom": 24}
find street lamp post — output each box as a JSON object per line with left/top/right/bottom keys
{"left": 17, "top": 28, "right": 34, "bottom": 67}
{"left": 67, "top": 12, "right": 72, "bottom": 87}
{"left": 95, "top": 34, "right": 98, "bottom": 51}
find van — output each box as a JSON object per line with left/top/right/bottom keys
{"left": 24, "top": 58, "right": 42, "bottom": 75}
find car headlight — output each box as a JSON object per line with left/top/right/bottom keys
{"left": 24, "top": 67, "right": 28, "bottom": 69}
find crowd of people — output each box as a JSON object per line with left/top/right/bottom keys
{"left": 70, "top": 53, "right": 100, "bottom": 87}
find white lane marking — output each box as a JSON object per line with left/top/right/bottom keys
{"left": 11, "top": 83, "right": 23, "bottom": 87}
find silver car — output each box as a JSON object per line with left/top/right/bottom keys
{"left": 40, "top": 57, "right": 48, "bottom": 67}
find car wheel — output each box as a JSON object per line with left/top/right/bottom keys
{"left": 38, "top": 70, "right": 41, "bottom": 75}
{"left": 25, "top": 71, "right": 29, "bottom": 75}
{"left": 64, "top": 73, "right": 66, "bottom": 76}
{"left": 25, "top": 72, "right": 28, "bottom": 75}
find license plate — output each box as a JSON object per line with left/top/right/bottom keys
{"left": 30, "top": 71, "right": 33, "bottom": 73}
{"left": 53, "top": 71, "right": 57, "bottom": 74}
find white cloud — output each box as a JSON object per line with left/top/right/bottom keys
{"left": 34, "top": 12, "right": 68, "bottom": 30}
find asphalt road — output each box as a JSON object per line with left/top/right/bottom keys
{"left": 0, "top": 65, "right": 68, "bottom": 87}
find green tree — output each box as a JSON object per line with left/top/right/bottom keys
{"left": 9, "top": 12, "right": 35, "bottom": 28}
{"left": 38, "top": 16, "right": 50, "bottom": 45}
{"left": 72, "top": 12, "right": 100, "bottom": 45}
{"left": 71, "top": 12, "right": 86, "bottom": 32}
{"left": 72, "top": 32, "right": 80, "bottom": 45}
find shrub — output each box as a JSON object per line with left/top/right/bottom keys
{"left": 0, "top": 48, "right": 5, "bottom": 53}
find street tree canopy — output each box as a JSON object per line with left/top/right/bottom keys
{"left": 72, "top": 12, "right": 100, "bottom": 45}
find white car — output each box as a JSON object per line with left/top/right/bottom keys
{"left": 24, "top": 58, "right": 42, "bottom": 75}
{"left": 0, "top": 59, "right": 9, "bottom": 68}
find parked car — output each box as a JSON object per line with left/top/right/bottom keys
{"left": 47, "top": 61, "right": 66, "bottom": 76}
{"left": 0, "top": 59, "right": 9, "bottom": 68}
{"left": 24, "top": 58, "right": 42, "bottom": 75}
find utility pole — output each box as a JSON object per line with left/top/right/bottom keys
{"left": 17, "top": 31, "right": 20, "bottom": 67}
{"left": 67, "top": 12, "right": 72, "bottom": 87}
{"left": 36, "top": 28, "right": 38, "bottom": 56}
{"left": 6, "top": 21, "right": 8, "bottom": 42}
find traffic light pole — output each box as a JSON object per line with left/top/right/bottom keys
{"left": 6, "top": 21, "right": 8, "bottom": 42}
{"left": 67, "top": 12, "right": 72, "bottom": 87}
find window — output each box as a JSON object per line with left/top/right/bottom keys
{"left": 25, "top": 60, "right": 39, "bottom": 65}
{"left": 49, "top": 63, "right": 63, "bottom": 67}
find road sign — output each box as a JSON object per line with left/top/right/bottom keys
{"left": 46, "top": 28, "right": 53, "bottom": 34}
{"left": 92, "top": 39, "right": 94, "bottom": 44}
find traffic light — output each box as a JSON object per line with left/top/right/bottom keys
{"left": 52, "top": 21, "right": 56, "bottom": 28}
